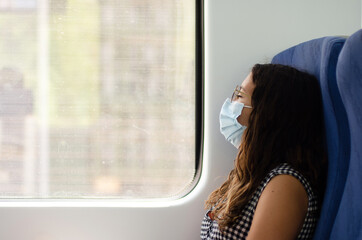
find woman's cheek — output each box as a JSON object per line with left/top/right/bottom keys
{"left": 237, "top": 109, "right": 251, "bottom": 126}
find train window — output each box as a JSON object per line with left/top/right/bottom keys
{"left": 0, "top": 0, "right": 202, "bottom": 200}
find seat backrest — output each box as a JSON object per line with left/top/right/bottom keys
{"left": 271, "top": 36, "right": 349, "bottom": 240}
{"left": 330, "top": 29, "right": 362, "bottom": 240}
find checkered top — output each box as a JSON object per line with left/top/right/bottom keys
{"left": 201, "top": 163, "right": 318, "bottom": 240}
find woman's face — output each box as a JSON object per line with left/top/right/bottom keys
{"left": 234, "top": 72, "right": 255, "bottom": 126}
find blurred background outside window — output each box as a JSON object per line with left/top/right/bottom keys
{"left": 0, "top": 0, "right": 196, "bottom": 199}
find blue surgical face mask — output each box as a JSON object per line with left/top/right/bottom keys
{"left": 219, "top": 98, "right": 252, "bottom": 148}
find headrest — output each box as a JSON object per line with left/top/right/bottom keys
{"left": 330, "top": 29, "right": 362, "bottom": 240}
{"left": 271, "top": 36, "right": 349, "bottom": 240}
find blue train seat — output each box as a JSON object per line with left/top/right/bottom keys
{"left": 330, "top": 29, "right": 362, "bottom": 240}
{"left": 271, "top": 36, "right": 349, "bottom": 240}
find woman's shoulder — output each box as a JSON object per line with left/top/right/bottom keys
{"left": 261, "top": 163, "right": 315, "bottom": 199}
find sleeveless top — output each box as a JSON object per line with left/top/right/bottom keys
{"left": 200, "top": 163, "right": 318, "bottom": 240}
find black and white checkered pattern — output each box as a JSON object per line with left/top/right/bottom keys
{"left": 200, "top": 163, "right": 318, "bottom": 240}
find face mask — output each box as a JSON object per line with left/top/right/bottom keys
{"left": 219, "top": 98, "right": 252, "bottom": 148}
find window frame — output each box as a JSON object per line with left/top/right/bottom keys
{"left": 0, "top": 0, "right": 204, "bottom": 206}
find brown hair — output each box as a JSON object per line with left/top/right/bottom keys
{"left": 206, "top": 64, "right": 327, "bottom": 231}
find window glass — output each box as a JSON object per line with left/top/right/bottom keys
{"left": 0, "top": 0, "right": 196, "bottom": 199}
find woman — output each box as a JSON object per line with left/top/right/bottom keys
{"left": 201, "top": 64, "right": 328, "bottom": 240}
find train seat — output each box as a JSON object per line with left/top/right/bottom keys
{"left": 271, "top": 36, "right": 349, "bottom": 240}
{"left": 330, "top": 28, "right": 362, "bottom": 240}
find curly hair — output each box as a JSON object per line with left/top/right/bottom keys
{"left": 205, "top": 64, "right": 328, "bottom": 231}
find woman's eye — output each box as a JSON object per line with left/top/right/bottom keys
{"left": 236, "top": 94, "right": 243, "bottom": 98}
